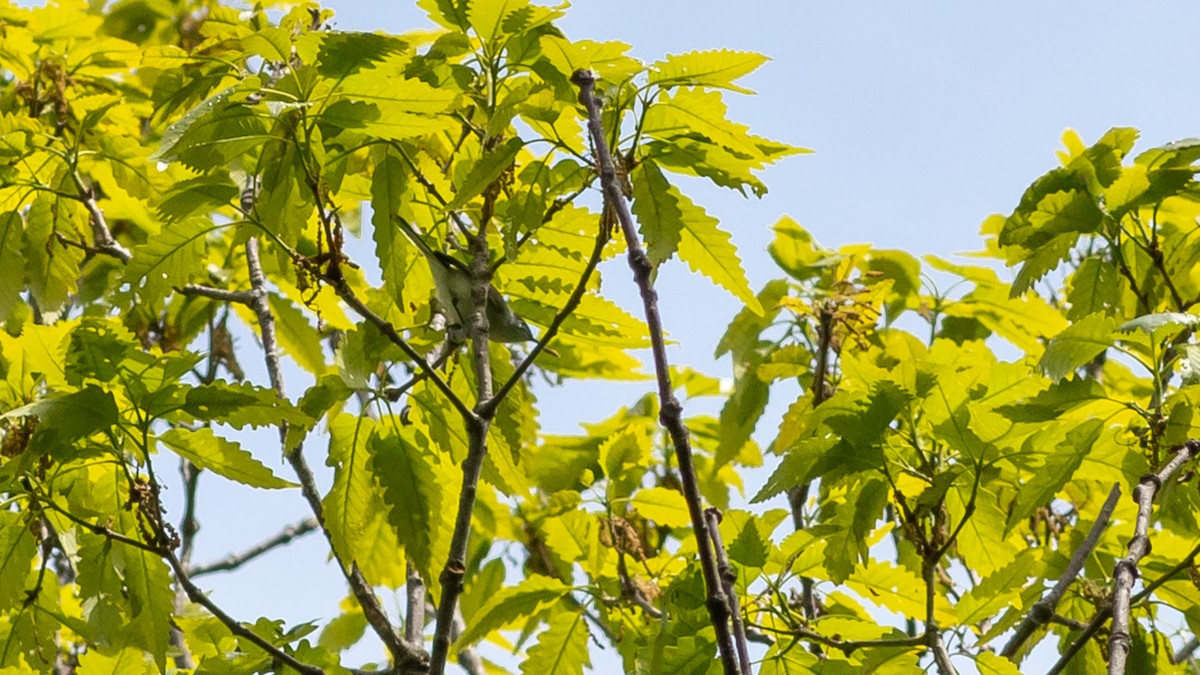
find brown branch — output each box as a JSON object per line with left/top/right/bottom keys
{"left": 776, "top": 624, "right": 927, "bottom": 653}
{"left": 405, "top": 563, "right": 426, "bottom": 645}
{"left": 1109, "top": 439, "right": 1200, "bottom": 674}
{"left": 243, "top": 235, "right": 427, "bottom": 670}
{"left": 789, "top": 302, "right": 835, "bottom": 621}
{"left": 172, "top": 459, "right": 202, "bottom": 670}
{"left": 70, "top": 169, "right": 132, "bottom": 263}
{"left": 573, "top": 68, "right": 739, "bottom": 675}
{"left": 705, "top": 508, "right": 753, "bottom": 675}
{"left": 188, "top": 518, "right": 320, "bottom": 577}
{"left": 1001, "top": 483, "right": 1121, "bottom": 659}
{"left": 428, "top": 173, "right": 499, "bottom": 675}
{"left": 922, "top": 553, "right": 957, "bottom": 675}
{"left": 1174, "top": 637, "right": 1200, "bottom": 666}
{"left": 177, "top": 284, "right": 256, "bottom": 305}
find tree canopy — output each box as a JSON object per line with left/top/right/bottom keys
{"left": 2, "top": 1, "right": 1200, "bottom": 674}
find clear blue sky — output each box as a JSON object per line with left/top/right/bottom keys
{"left": 182, "top": 2, "right": 1200, "bottom": 672}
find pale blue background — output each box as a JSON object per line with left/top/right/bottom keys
{"left": 176, "top": 2, "right": 1200, "bottom": 673}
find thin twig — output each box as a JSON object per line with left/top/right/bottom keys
{"left": 70, "top": 169, "right": 132, "bottom": 263}
{"left": 573, "top": 68, "right": 739, "bottom": 675}
{"left": 1002, "top": 483, "right": 1121, "bottom": 659}
{"left": 705, "top": 508, "right": 753, "bottom": 675}
{"left": 405, "top": 563, "right": 426, "bottom": 645}
{"left": 1109, "top": 439, "right": 1200, "bottom": 674}
{"left": 188, "top": 518, "right": 320, "bottom": 577}
{"left": 177, "top": 284, "right": 257, "bottom": 304}
{"left": 172, "top": 459, "right": 202, "bottom": 670}
{"left": 1174, "top": 637, "right": 1200, "bottom": 665}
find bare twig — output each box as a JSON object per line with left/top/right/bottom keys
{"left": 70, "top": 170, "right": 132, "bottom": 263}
{"left": 1109, "top": 439, "right": 1200, "bottom": 674}
{"left": 177, "top": 284, "right": 256, "bottom": 305}
{"left": 705, "top": 509, "right": 753, "bottom": 675}
{"left": 188, "top": 518, "right": 320, "bottom": 577}
{"left": 789, "top": 303, "right": 835, "bottom": 621}
{"left": 172, "top": 459, "right": 202, "bottom": 670}
{"left": 573, "top": 68, "right": 739, "bottom": 675}
{"left": 405, "top": 563, "right": 426, "bottom": 645}
{"left": 1001, "top": 483, "right": 1121, "bottom": 659}
{"left": 1174, "top": 637, "right": 1200, "bottom": 665}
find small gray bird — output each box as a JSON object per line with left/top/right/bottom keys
{"left": 393, "top": 217, "right": 535, "bottom": 343}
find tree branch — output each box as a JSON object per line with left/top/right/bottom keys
{"left": 70, "top": 169, "right": 132, "bottom": 263}
{"left": 1002, "top": 483, "right": 1121, "bottom": 659}
{"left": 188, "top": 518, "right": 320, "bottom": 577}
{"left": 573, "top": 68, "right": 740, "bottom": 675}
{"left": 705, "top": 508, "right": 753, "bottom": 675}
{"left": 1109, "top": 439, "right": 1200, "bottom": 675}
{"left": 789, "top": 302, "right": 835, "bottom": 621}
{"left": 177, "top": 284, "right": 257, "bottom": 305}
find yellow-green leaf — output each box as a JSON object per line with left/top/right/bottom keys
{"left": 159, "top": 428, "right": 296, "bottom": 489}
{"left": 649, "top": 49, "right": 770, "bottom": 94}
{"left": 630, "top": 486, "right": 691, "bottom": 528}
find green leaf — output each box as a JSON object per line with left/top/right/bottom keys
{"left": 317, "top": 32, "right": 406, "bottom": 79}
{"left": 4, "top": 385, "right": 119, "bottom": 453}
{"left": 447, "top": 137, "right": 524, "bottom": 211}
{"left": 66, "top": 319, "right": 135, "bottom": 384}
{"left": 159, "top": 428, "right": 295, "bottom": 489}
{"left": 24, "top": 194, "right": 86, "bottom": 314}
{"left": 1116, "top": 312, "right": 1199, "bottom": 342}
{"left": 0, "top": 512, "right": 36, "bottom": 613}
{"left": 0, "top": 212, "right": 24, "bottom": 322}
{"left": 370, "top": 423, "right": 451, "bottom": 588}
{"left": 123, "top": 218, "right": 230, "bottom": 305}
{"left": 1039, "top": 313, "right": 1118, "bottom": 381}
{"left": 1066, "top": 256, "right": 1120, "bottom": 320}
{"left": 456, "top": 575, "right": 571, "bottom": 647}
{"left": 118, "top": 534, "right": 174, "bottom": 671}
{"left": 649, "top": 49, "right": 770, "bottom": 94}
{"left": 153, "top": 86, "right": 270, "bottom": 169}
{"left": 179, "top": 381, "right": 309, "bottom": 429}
{"left": 821, "top": 476, "right": 888, "bottom": 584}
{"left": 630, "top": 160, "right": 683, "bottom": 264}
{"left": 76, "top": 646, "right": 157, "bottom": 675}
{"left": 323, "top": 415, "right": 406, "bottom": 588}
{"left": 1006, "top": 420, "right": 1101, "bottom": 530}
{"left": 468, "top": 0, "right": 530, "bottom": 43}
{"left": 521, "top": 609, "right": 590, "bottom": 675}
{"left": 670, "top": 182, "right": 763, "bottom": 315}
{"left": 845, "top": 560, "right": 955, "bottom": 625}
{"left": 157, "top": 175, "right": 239, "bottom": 222}
{"left": 630, "top": 487, "right": 692, "bottom": 528}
